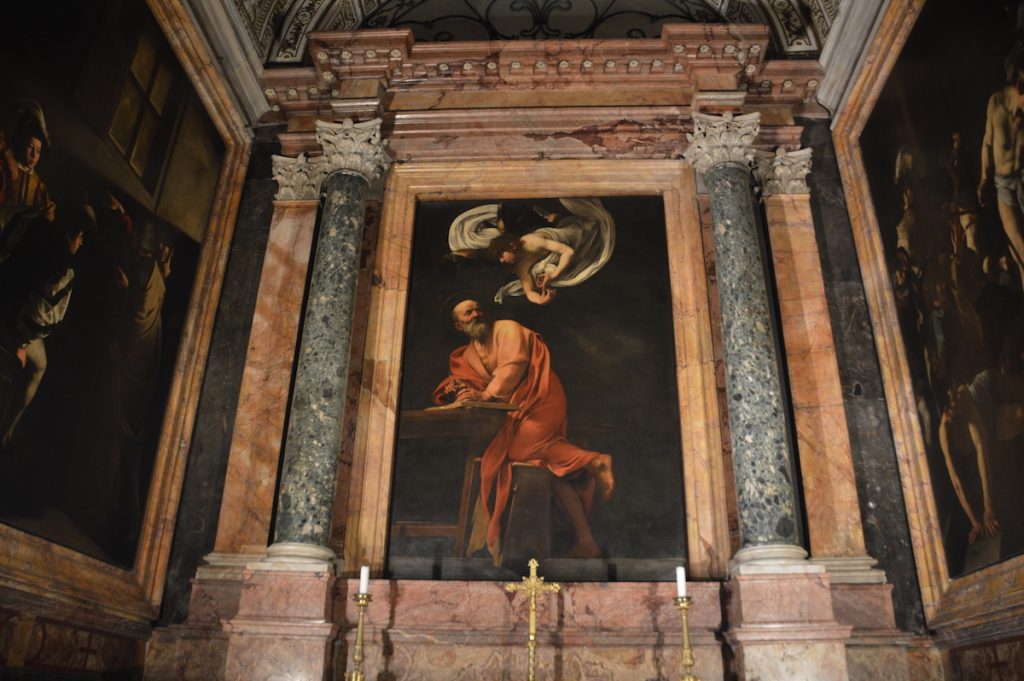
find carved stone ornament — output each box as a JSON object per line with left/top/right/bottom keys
{"left": 683, "top": 111, "right": 761, "bottom": 175}
{"left": 315, "top": 118, "right": 392, "bottom": 182}
{"left": 754, "top": 147, "right": 812, "bottom": 196}
{"left": 272, "top": 153, "right": 330, "bottom": 200}
{"left": 272, "top": 118, "right": 393, "bottom": 199}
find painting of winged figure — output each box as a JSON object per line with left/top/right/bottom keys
{"left": 386, "top": 195, "right": 687, "bottom": 581}
{"left": 446, "top": 197, "right": 615, "bottom": 305}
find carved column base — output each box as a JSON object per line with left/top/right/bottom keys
{"left": 725, "top": 571, "right": 852, "bottom": 681}
{"left": 811, "top": 556, "right": 887, "bottom": 584}
{"left": 259, "top": 541, "right": 337, "bottom": 572}
{"left": 730, "top": 544, "right": 814, "bottom": 575}
{"left": 147, "top": 554, "right": 338, "bottom": 681}
{"left": 144, "top": 553, "right": 250, "bottom": 681}
{"left": 222, "top": 568, "right": 338, "bottom": 681}
{"left": 830, "top": 581, "right": 915, "bottom": 681}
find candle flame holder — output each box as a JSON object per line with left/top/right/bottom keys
{"left": 346, "top": 592, "right": 371, "bottom": 681}
{"left": 674, "top": 596, "right": 701, "bottom": 681}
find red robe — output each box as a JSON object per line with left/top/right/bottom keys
{"left": 433, "top": 320, "right": 597, "bottom": 560}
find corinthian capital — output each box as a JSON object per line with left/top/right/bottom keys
{"left": 754, "top": 147, "right": 812, "bottom": 196}
{"left": 272, "top": 153, "right": 330, "bottom": 201}
{"left": 683, "top": 112, "right": 761, "bottom": 175}
{"left": 316, "top": 118, "right": 393, "bottom": 181}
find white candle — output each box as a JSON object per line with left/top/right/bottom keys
{"left": 359, "top": 565, "right": 370, "bottom": 595}
{"left": 676, "top": 566, "right": 686, "bottom": 598}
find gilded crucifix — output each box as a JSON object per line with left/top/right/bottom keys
{"left": 505, "top": 558, "right": 561, "bottom": 681}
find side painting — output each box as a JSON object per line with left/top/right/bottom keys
{"left": 386, "top": 195, "right": 687, "bottom": 581}
{"left": 0, "top": 2, "right": 224, "bottom": 567}
{"left": 860, "top": 0, "right": 1024, "bottom": 577}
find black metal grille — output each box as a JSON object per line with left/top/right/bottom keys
{"left": 360, "top": 0, "right": 728, "bottom": 41}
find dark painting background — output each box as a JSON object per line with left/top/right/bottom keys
{"left": 860, "top": 0, "right": 1024, "bottom": 577}
{"left": 386, "top": 195, "right": 687, "bottom": 580}
{"left": 0, "top": 0, "right": 223, "bottom": 567}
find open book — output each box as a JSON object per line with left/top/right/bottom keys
{"left": 425, "top": 400, "right": 519, "bottom": 412}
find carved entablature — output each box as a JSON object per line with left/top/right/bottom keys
{"left": 260, "top": 24, "right": 824, "bottom": 124}
{"left": 754, "top": 147, "right": 812, "bottom": 195}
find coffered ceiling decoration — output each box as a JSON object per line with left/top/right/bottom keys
{"left": 235, "top": 0, "right": 840, "bottom": 64}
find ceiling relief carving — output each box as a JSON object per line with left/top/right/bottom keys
{"left": 237, "top": 0, "right": 840, "bottom": 63}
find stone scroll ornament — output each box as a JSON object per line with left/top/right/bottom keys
{"left": 272, "top": 153, "right": 330, "bottom": 201}
{"left": 682, "top": 111, "right": 761, "bottom": 174}
{"left": 315, "top": 118, "right": 392, "bottom": 181}
{"left": 753, "top": 147, "right": 812, "bottom": 196}
{"left": 271, "top": 118, "right": 392, "bottom": 201}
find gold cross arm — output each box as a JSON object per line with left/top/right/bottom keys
{"left": 505, "top": 558, "right": 561, "bottom": 596}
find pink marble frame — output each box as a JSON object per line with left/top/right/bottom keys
{"left": 0, "top": 0, "right": 251, "bottom": 624}
{"left": 343, "top": 160, "right": 732, "bottom": 579}
{"left": 832, "top": 0, "right": 1024, "bottom": 631}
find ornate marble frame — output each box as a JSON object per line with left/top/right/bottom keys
{"left": 832, "top": 0, "right": 1024, "bottom": 633}
{"left": 342, "top": 159, "right": 733, "bottom": 580}
{"left": 0, "top": 0, "right": 251, "bottom": 625}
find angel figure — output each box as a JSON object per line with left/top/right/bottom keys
{"left": 447, "top": 197, "right": 615, "bottom": 305}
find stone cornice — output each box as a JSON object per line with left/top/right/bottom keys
{"left": 683, "top": 112, "right": 761, "bottom": 175}
{"left": 754, "top": 147, "right": 812, "bottom": 196}
{"left": 272, "top": 118, "right": 392, "bottom": 200}
{"left": 259, "top": 25, "right": 825, "bottom": 122}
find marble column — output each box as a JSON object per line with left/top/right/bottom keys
{"left": 267, "top": 119, "right": 392, "bottom": 565}
{"left": 684, "top": 112, "right": 804, "bottom": 567}
{"left": 220, "top": 121, "right": 390, "bottom": 681}
{"left": 686, "top": 116, "right": 851, "bottom": 681}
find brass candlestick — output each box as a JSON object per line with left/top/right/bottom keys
{"left": 505, "top": 559, "right": 560, "bottom": 681}
{"left": 346, "top": 592, "right": 372, "bottom": 681}
{"left": 674, "top": 596, "right": 701, "bottom": 681}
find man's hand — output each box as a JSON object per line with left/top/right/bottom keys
{"left": 456, "top": 387, "right": 486, "bottom": 402}
{"left": 982, "top": 507, "right": 1000, "bottom": 538}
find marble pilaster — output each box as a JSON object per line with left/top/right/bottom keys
{"left": 211, "top": 120, "right": 390, "bottom": 681}
{"left": 755, "top": 147, "right": 884, "bottom": 585}
{"left": 684, "top": 112, "right": 803, "bottom": 563}
{"left": 268, "top": 119, "right": 391, "bottom": 563}
{"left": 214, "top": 197, "right": 318, "bottom": 554}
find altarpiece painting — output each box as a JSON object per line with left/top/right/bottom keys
{"left": 386, "top": 195, "right": 688, "bottom": 580}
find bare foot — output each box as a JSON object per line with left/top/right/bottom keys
{"left": 588, "top": 454, "right": 615, "bottom": 501}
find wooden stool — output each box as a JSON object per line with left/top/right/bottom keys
{"left": 501, "top": 463, "right": 553, "bottom": 565}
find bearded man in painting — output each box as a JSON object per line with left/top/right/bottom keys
{"left": 433, "top": 298, "right": 615, "bottom": 562}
